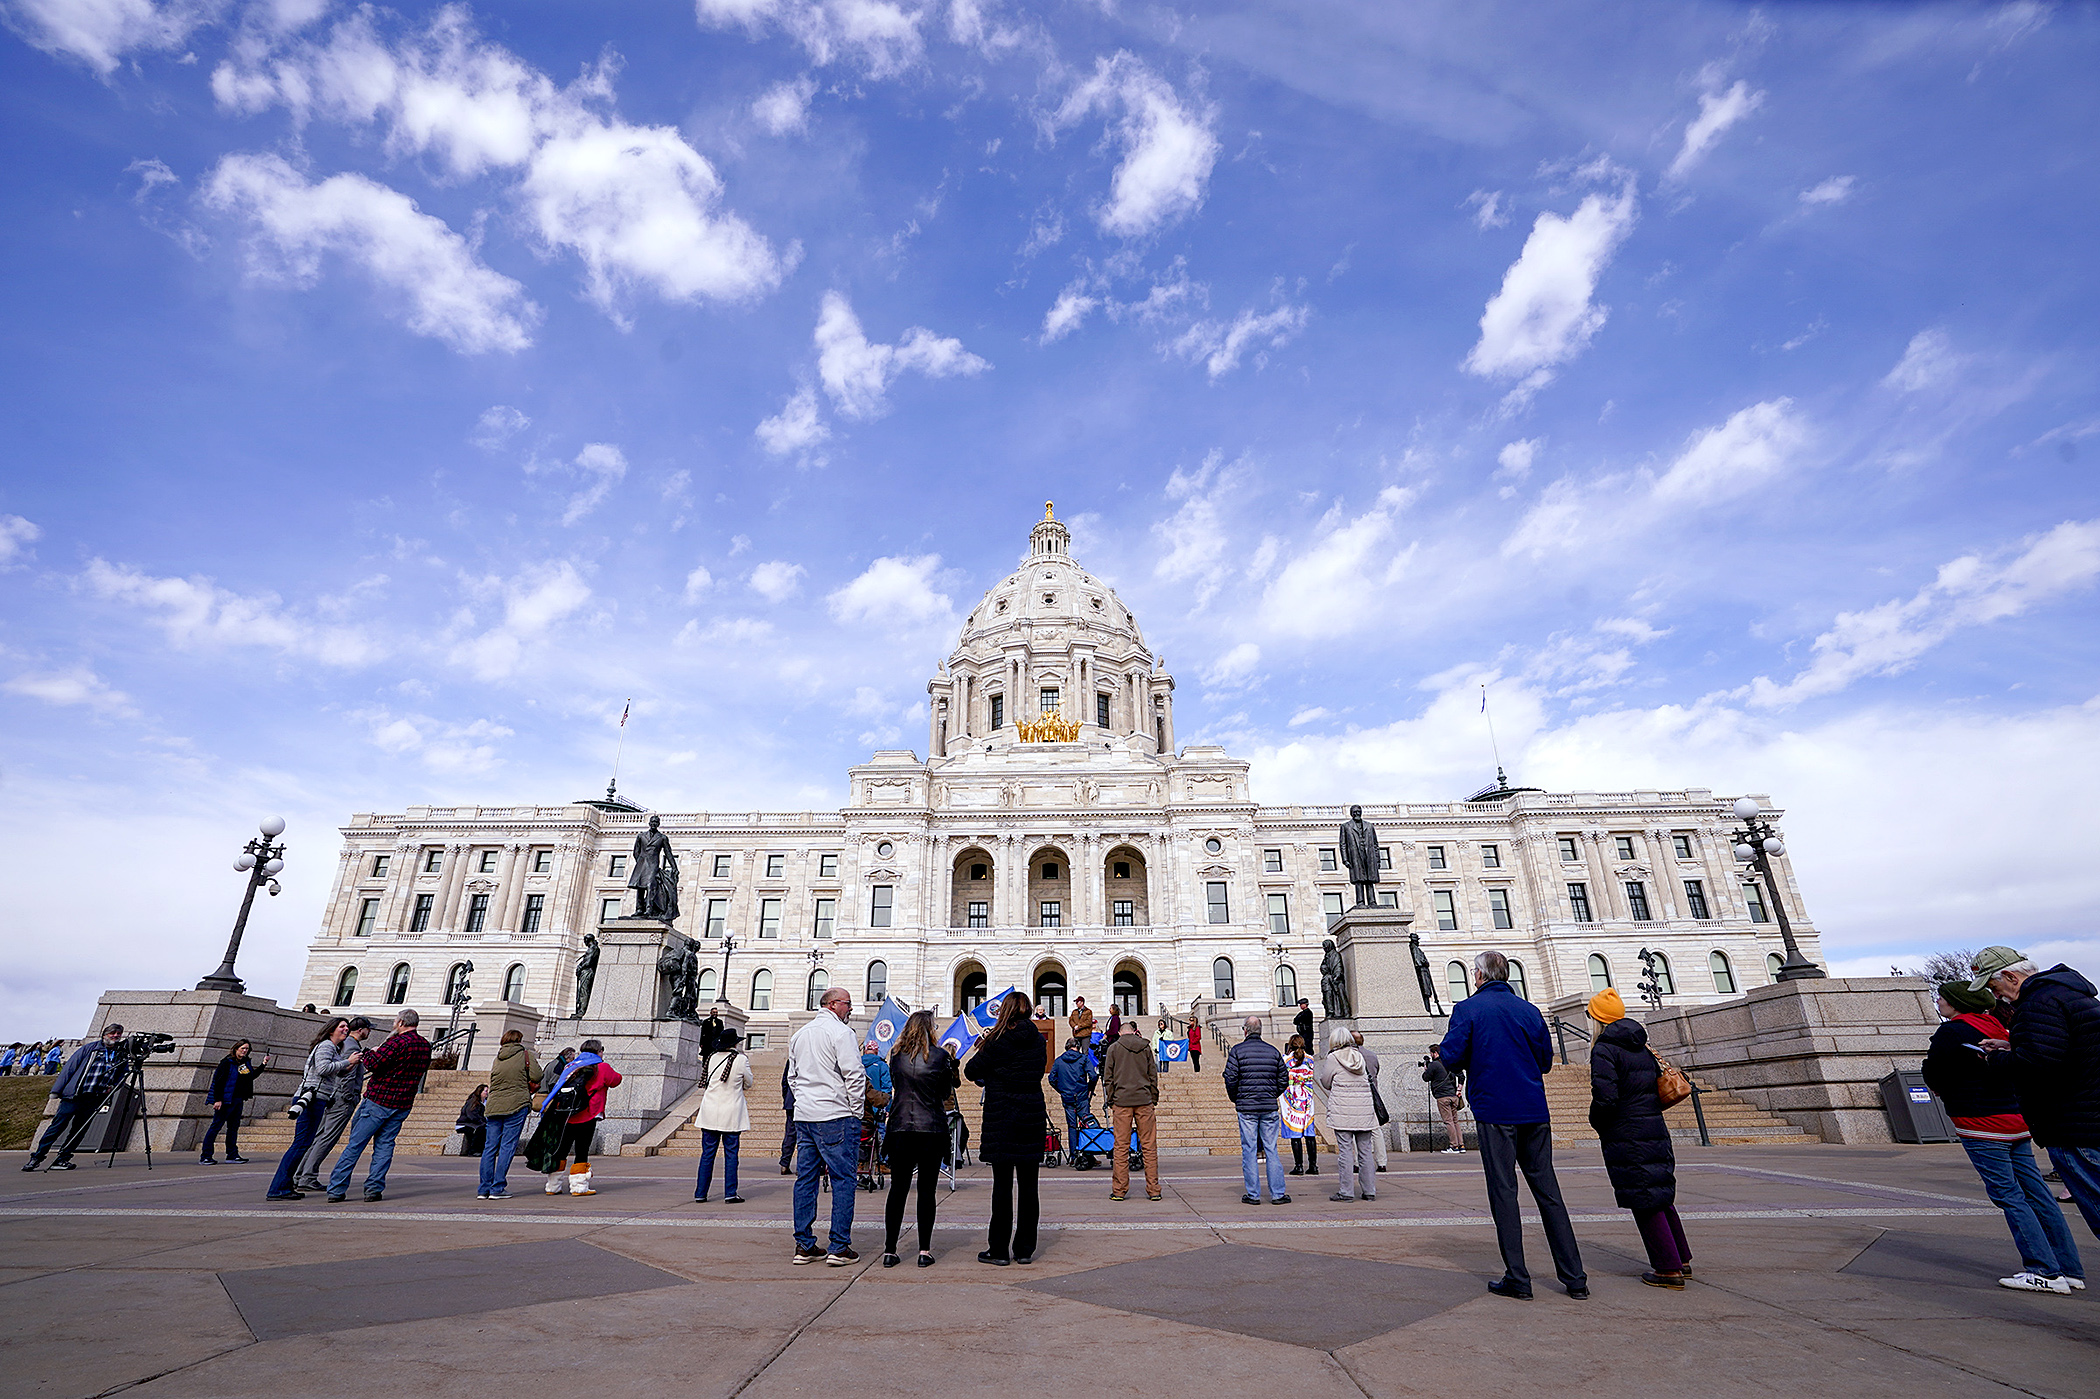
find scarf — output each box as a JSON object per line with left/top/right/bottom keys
{"left": 540, "top": 1052, "right": 602, "bottom": 1114}
{"left": 1952, "top": 1011, "right": 2008, "bottom": 1040}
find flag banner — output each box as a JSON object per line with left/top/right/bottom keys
{"left": 620, "top": 699, "right": 631, "bottom": 726}
{"left": 868, "top": 998, "right": 908, "bottom": 1057}
{"left": 969, "top": 987, "right": 1020, "bottom": 1031}
{"left": 1160, "top": 1037, "right": 1190, "bottom": 1063}
{"left": 938, "top": 1012, "right": 979, "bottom": 1059}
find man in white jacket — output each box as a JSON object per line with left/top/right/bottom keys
{"left": 788, "top": 987, "right": 867, "bottom": 1266}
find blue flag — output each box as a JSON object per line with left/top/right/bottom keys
{"left": 970, "top": 987, "right": 1020, "bottom": 1032}
{"left": 938, "top": 1013, "right": 979, "bottom": 1059}
{"left": 868, "top": 998, "right": 909, "bottom": 1058}
{"left": 1160, "top": 1037, "right": 1189, "bottom": 1063}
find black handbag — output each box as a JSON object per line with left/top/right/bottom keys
{"left": 1369, "top": 1076, "right": 1392, "bottom": 1127}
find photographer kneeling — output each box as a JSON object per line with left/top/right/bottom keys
{"left": 23, "top": 1024, "right": 126, "bottom": 1172}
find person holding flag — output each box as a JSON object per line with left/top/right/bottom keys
{"left": 965, "top": 993, "right": 1050, "bottom": 1265}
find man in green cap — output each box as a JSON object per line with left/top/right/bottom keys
{"left": 1970, "top": 945, "right": 2100, "bottom": 1251}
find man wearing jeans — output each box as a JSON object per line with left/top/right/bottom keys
{"left": 787, "top": 987, "right": 865, "bottom": 1266}
{"left": 23, "top": 1025, "right": 125, "bottom": 1171}
{"left": 1224, "top": 1015, "right": 1291, "bottom": 1205}
{"left": 1972, "top": 947, "right": 2100, "bottom": 1256}
{"left": 326, "top": 1010, "right": 432, "bottom": 1203}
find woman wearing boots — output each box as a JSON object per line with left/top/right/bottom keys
{"left": 883, "top": 1010, "right": 961, "bottom": 1267}
{"left": 532, "top": 1039, "right": 622, "bottom": 1196}
{"left": 1587, "top": 989, "right": 1693, "bottom": 1288}
{"left": 1282, "top": 1035, "right": 1318, "bottom": 1176}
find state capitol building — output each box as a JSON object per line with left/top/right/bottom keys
{"left": 295, "top": 508, "right": 1823, "bottom": 1045}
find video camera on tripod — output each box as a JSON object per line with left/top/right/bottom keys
{"left": 119, "top": 1031, "right": 176, "bottom": 1064}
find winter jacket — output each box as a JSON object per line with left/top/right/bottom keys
{"left": 1069, "top": 1005, "right": 1095, "bottom": 1040}
{"left": 964, "top": 1025, "right": 1049, "bottom": 1164}
{"left": 1922, "top": 1017, "right": 2022, "bottom": 1121}
{"left": 1049, "top": 1046, "right": 1095, "bottom": 1101}
{"left": 1422, "top": 1056, "right": 1463, "bottom": 1100}
{"left": 1099, "top": 1029, "right": 1159, "bottom": 1108}
{"left": 54, "top": 1042, "right": 118, "bottom": 1100}
{"left": 1587, "top": 1018, "right": 1676, "bottom": 1213}
{"left": 1293, "top": 1007, "right": 1316, "bottom": 1048}
{"left": 862, "top": 1052, "right": 894, "bottom": 1099}
{"left": 1437, "top": 980, "right": 1553, "bottom": 1125}
{"left": 2004, "top": 965, "right": 2100, "bottom": 1147}
{"left": 1223, "top": 1031, "right": 1289, "bottom": 1115}
{"left": 209, "top": 1055, "right": 257, "bottom": 1106}
{"left": 695, "top": 1050, "right": 754, "bottom": 1133}
{"left": 1317, "top": 1045, "right": 1380, "bottom": 1131}
{"left": 787, "top": 1012, "right": 868, "bottom": 1123}
{"left": 570, "top": 1061, "right": 624, "bottom": 1124}
{"left": 485, "top": 1042, "right": 543, "bottom": 1119}
{"left": 888, "top": 1047, "right": 960, "bottom": 1136}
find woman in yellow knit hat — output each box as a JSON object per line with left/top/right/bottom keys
{"left": 1587, "top": 988, "right": 1693, "bottom": 1288}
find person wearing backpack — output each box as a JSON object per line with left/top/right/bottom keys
{"left": 528, "top": 1039, "right": 621, "bottom": 1196}
{"left": 1587, "top": 989, "right": 1691, "bottom": 1289}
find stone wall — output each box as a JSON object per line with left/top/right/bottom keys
{"left": 1639, "top": 976, "right": 1938, "bottom": 1144}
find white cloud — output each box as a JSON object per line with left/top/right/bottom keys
{"left": 1799, "top": 175, "right": 1855, "bottom": 206}
{"left": 472, "top": 405, "right": 530, "bottom": 449}
{"left": 1171, "top": 303, "right": 1308, "bottom": 380}
{"left": 1463, "top": 177, "right": 1636, "bottom": 395}
{"left": 695, "top": 0, "right": 926, "bottom": 77}
{"left": 202, "top": 153, "right": 538, "bottom": 354}
{"left": 1496, "top": 438, "right": 1539, "bottom": 480}
{"left": 752, "top": 75, "right": 816, "bottom": 134}
{"left": 2, "top": 664, "right": 134, "bottom": 715}
{"left": 1667, "top": 76, "right": 1764, "bottom": 181}
{"left": 560, "top": 443, "right": 627, "bottom": 525}
{"left": 755, "top": 386, "right": 831, "bottom": 456}
{"left": 826, "top": 555, "right": 953, "bottom": 630}
{"left": 81, "top": 557, "right": 381, "bottom": 665}
{"left": 682, "top": 564, "right": 714, "bottom": 602}
{"left": 1286, "top": 706, "right": 1330, "bottom": 727}
{"left": 1040, "top": 285, "right": 1098, "bottom": 342}
{"left": 1053, "top": 52, "right": 1220, "bottom": 239}
{"left": 748, "top": 560, "right": 807, "bottom": 601}
{"left": 449, "top": 561, "right": 592, "bottom": 680}
{"left": 1748, "top": 519, "right": 2100, "bottom": 707}
{"left": 947, "top": 0, "right": 1026, "bottom": 54}
{"left": 1259, "top": 487, "right": 1416, "bottom": 640}
{"left": 1651, "top": 398, "right": 1806, "bottom": 506}
{"left": 678, "top": 616, "right": 775, "bottom": 647}
{"left": 7, "top": 0, "right": 208, "bottom": 75}
{"left": 1882, "top": 328, "right": 1964, "bottom": 394}
{"left": 1464, "top": 189, "right": 1508, "bottom": 229}
{"left": 813, "top": 291, "right": 988, "bottom": 419}
{"left": 0, "top": 514, "right": 41, "bottom": 564}
{"left": 355, "top": 706, "right": 513, "bottom": 774}
{"left": 1203, "top": 641, "right": 1261, "bottom": 687}
{"left": 1151, "top": 451, "right": 1240, "bottom": 603}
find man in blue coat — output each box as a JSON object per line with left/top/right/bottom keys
{"left": 1438, "top": 952, "right": 1588, "bottom": 1299}
{"left": 24, "top": 1025, "right": 126, "bottom": 1171}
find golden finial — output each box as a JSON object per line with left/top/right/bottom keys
{"left": 1045, "top": 500, "right": 1054, "bottom": 520}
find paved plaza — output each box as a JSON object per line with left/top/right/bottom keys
{"left": 3, "top": 1140, "right": 2093, "bottom": 1398}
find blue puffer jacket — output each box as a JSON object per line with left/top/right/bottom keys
{"left": 1437, "top": 980, "right": 1553, "bottom": 1125}
{"left": 2006, "top": 965, "right": 2100, "bottom": 1147}
{"left": 1049, "top": 1046, "right": 1094, "bottom": 1100}
{"left": 1223, "top": 1032, "right": 1289, "bottom": 1114}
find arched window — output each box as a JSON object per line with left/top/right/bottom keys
{"left": 1212, "top": 957, "right": 1236, "bottom": 1000}
{"left": 1447, "top": 960, "right": 1469, "bottom": 1006}
{"left": 502, "top": 963, "right": 526, "bottom": 1001}
{"left": 1766, "top": 953, "right": 1784, "bottom": 984}
{"left": 1709, "top": 951, "right": 1736, "bottom": 995}
{"left": 750, "top": 969, "right": 773, "bottom": 1011}
{"left": 1650, "top": 952, "right": 1675, "bottom": 996}
{"left": 332, "top": 967, "right": 359, "bottom": 1005}
{"left": 1274, "top": 963, "right": 1298, "bottom": 1005}
{"left": 695, "top": 967, "right": 718, "bottom": 1004}
{"left": 444, "top": 962, "right": 471, "bottom": 1004}
{"left": 385, "top": 963, "right": 411, "bottom": 1004}
{"left": 960, "top": 967, "right": 988, "bottom": 1009}
{"left": 1507, "top": 959, "right": 1528, "bottom": 1001}
{"left": 1588, "top": 954, "right": 1612, "bottom": 992}
{"left": 806, "top": 968, "right": 830, "bottom": 1011}
{"left": 866, "top": 960, "right": 888, "bottom": 1003}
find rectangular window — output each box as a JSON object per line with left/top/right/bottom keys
{"left": 813, "top": 898, "right": 836, "bottom": 939}
{"left": 479, "top": 850, "right": 498, "bottom": 873}
{"left": 355, "top": 897, "right": 378, "bottom": 937}
{"left": 870, "top": 885, "right": 894, "bottom": 927}
{"left": 765, "top": 853, "right": 785, "bottom": 880}
{"left": 1323, "top": 891, "right": 1344, "bottom": 928}
{"left": 1558, "top": 836, "right": 1580, "bottom": 863}
{"left": 819, "top": 854, "right": 839, "bottom": 879}
{"left": 1206, "top": 882, "right": 1230, "bottom": 924}
{"left": 1378, "top": 845, "right": 1392, "bottom": 870}
{"left": 705, "top": 897, "right": 728, "bottom": 937}
{"left": 1041, "top": 900, "right": 1062, "bottom": 927}
{"left": 1673, "top": 834, "right": 1694, "bottom": 860}
{"left": 600, "top": 896, "right": 622, "bottom": 923}
{"left": 1684, "top": 880, "right": 1712, "bottom": 920}
{"left": 759, "top": 897, "right": 782, "bottom": 938}
{"left": 1263, "top": 848, "right": 1283, "bottom": 874}
{"left": 1112, "top": 861, "right": 1129, "bottom": 879}
{"left": 1481, "top": 844, "right": 1501, "bottom": 869}
{"left": 1112, "top": 899, "right": 1133, "bottom": 926}
{"left": 1625, "top": 881, "right": 1653, "bottom": 921}
{"left": 1039, "top": 687, "right": 1060, "bottom": 715}
{"left": 465, "top": 893, "right": 489, "bottom": 932}
{"left": 713, "top": 854, "right": 733, "bottom": 879}
{"left": 1318, "top": 847, "right": 1338, "bottom": 872}
{"left": 1096, "top": 693, "right": 1110, "bottom": 728}
{"left": 1744, "top": 883, "right": 1770, "bottom": 923}
{"left": 1433, "top": 890, "right": 1458, "bottom": 930}
{"left": 371, "top": 854, "right": 390, "bottom": 878}
{"left": 1426, "top": 845, "right": 1447, "bottom": 870}
{"left": 1267, "top": 892, "right": 1290, "bottom": 936}
{"left": 532, "top": 849, "right": 552, "bottom": 873}
{"left": 608, "top": 854, "right": 627, "bottom": 877}
{"left": 1489, "top": 888, "right": 1513, "bottom": 929}
{"left": 990, "top": 694, "right": 1004, "bottom": 728}
{"left": 1377, "top": 889, "right": 1399, "bottom": 908}
{"left": 411, "top": 893, "right": 434, "bottom": 931}
{"left": 1568, "top": 882, "right": 1592, "bottom": 922}
{"left": 1615, "top": 835, "right": 1636, "bottom": 860}
{"left": 424, "top": 849, "right": 443, "bottom": 873}
{"left": 969, "top": 900, "right": 989, "bottom": 928}
{"left": 522, "top": 893, "right": 544, "bottom": 934}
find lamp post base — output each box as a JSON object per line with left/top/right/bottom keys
{"left": 1774, "top": 951, "right": 1826, "bottom": 981}
{"left": 195, "top": 971, "right": 247, "bottom": 994}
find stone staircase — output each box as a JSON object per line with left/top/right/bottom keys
{"left": 237, "top": 1071, "right": 491, "bottom": 1160}
{"left": 1541, "top": 1062, "right": 1818, "bottom": 1146}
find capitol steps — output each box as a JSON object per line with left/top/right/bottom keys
{"left": 1540, "top": 1062, "right": 1820, "bottom": 1146}
{"left": 236, "top": 1070, "right": 492, "bottom": 1160}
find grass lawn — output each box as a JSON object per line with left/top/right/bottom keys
{"left": 0, "top": 1076, "right": 53, "bottom": 1150}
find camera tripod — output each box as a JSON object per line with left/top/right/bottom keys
{"left": 43, "top": 1052, "right": 158, "bottom": 1172}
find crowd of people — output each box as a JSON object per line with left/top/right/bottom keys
{"left": 1, "top": 1041, "right": 69, "bottom": 1075}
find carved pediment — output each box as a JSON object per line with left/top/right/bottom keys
{"left": 1616, "top": 863, "right": 1652, "bottom": 878}
{"left": 1198, "top": 864, "right": 1235, "bottom": 877}
{"left": 864, "top": 867, "right": 903, "bottom": 881}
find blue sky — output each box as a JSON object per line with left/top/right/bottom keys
{"left": 2, "top": 0, "right": 2096, "bottom": 1031}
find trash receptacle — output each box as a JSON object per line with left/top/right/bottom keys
{"left": 1880, "top": 1069, "right": 1955, "bottom": 1143}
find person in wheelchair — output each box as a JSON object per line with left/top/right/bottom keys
{"left": 1049, "top": 1036, "right": 1099, "bottom": 1168}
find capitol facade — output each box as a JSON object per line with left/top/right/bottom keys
{"left": 295, "top": 508, "right": 1822, "bottom": 1047}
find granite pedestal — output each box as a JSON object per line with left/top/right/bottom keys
{"left": 1329, "top": 906, "right": 1447, "bottom": 1153}
{"left": 566, "top": 921, "right": 713, "bottom": 1154}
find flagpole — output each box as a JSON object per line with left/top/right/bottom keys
{"left": 1481, "top": 684, "right": 1509, "bottom": 788}
{"left": 607, "top": 698, "right": 631, "bottom": 805}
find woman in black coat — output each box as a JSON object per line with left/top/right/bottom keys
{"left": 964, "top": 992, "right": 1049, "bottom": 1265}
{"left": 200, "top": 1039, "right": 269, "bottom": 1165}
{"left": 1586, "top": 990, "right": 1691, "bottom": 1288}
{"left": 883, "top": 1011, "right": 961, "bottom": 1268}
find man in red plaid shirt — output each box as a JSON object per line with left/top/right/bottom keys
{"left": 325, "top": 1010, "right": 432, "bottom": 1202}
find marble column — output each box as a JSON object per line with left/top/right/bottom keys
{"left": 494, "top": 843, "right": 526, "bottom": 932}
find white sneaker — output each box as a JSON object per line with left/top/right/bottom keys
{"left": 2066, "top": 1277, "right": 2087, "bottom": 1291}
{"left": 1999, "top": 1272, "right": 2072, "bottom": 1294}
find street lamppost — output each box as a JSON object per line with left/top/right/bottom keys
{"left": 1636, "top": 947, "right": 1667, "bottom": 1011}
{"left": 717, "top": 933, "right": 739, "bottom": 1010}
{"left": 198, "top": 817, "right": 287, "bottom": 994}
{"left": 805, "top": 945, "right": 827, "bottom": 1011}
{"left": 1728, "top": 796, "right": 1824, "bottom": 981}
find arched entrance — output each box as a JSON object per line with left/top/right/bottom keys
{"left": 951, "top": 847, "right": 994, "bottom": 929}
{"left": 1033, "top": 962, "right": 1068, "bottom": 1017}
{"left": 1112, "top": 959, "right": 1146, "bottom": 1016}
{"left": 1104, "top": 844, "right": 1149, "bottom": 926}
{"left": 1027, "top": 845, "right": 1071, "bottom": 927}
{"left": 955, "top": 960, "right": 988, "bottom": 1013}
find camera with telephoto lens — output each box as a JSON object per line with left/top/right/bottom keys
{"left": 122, "top": 1031, "right": 176, "bottom": 1063}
